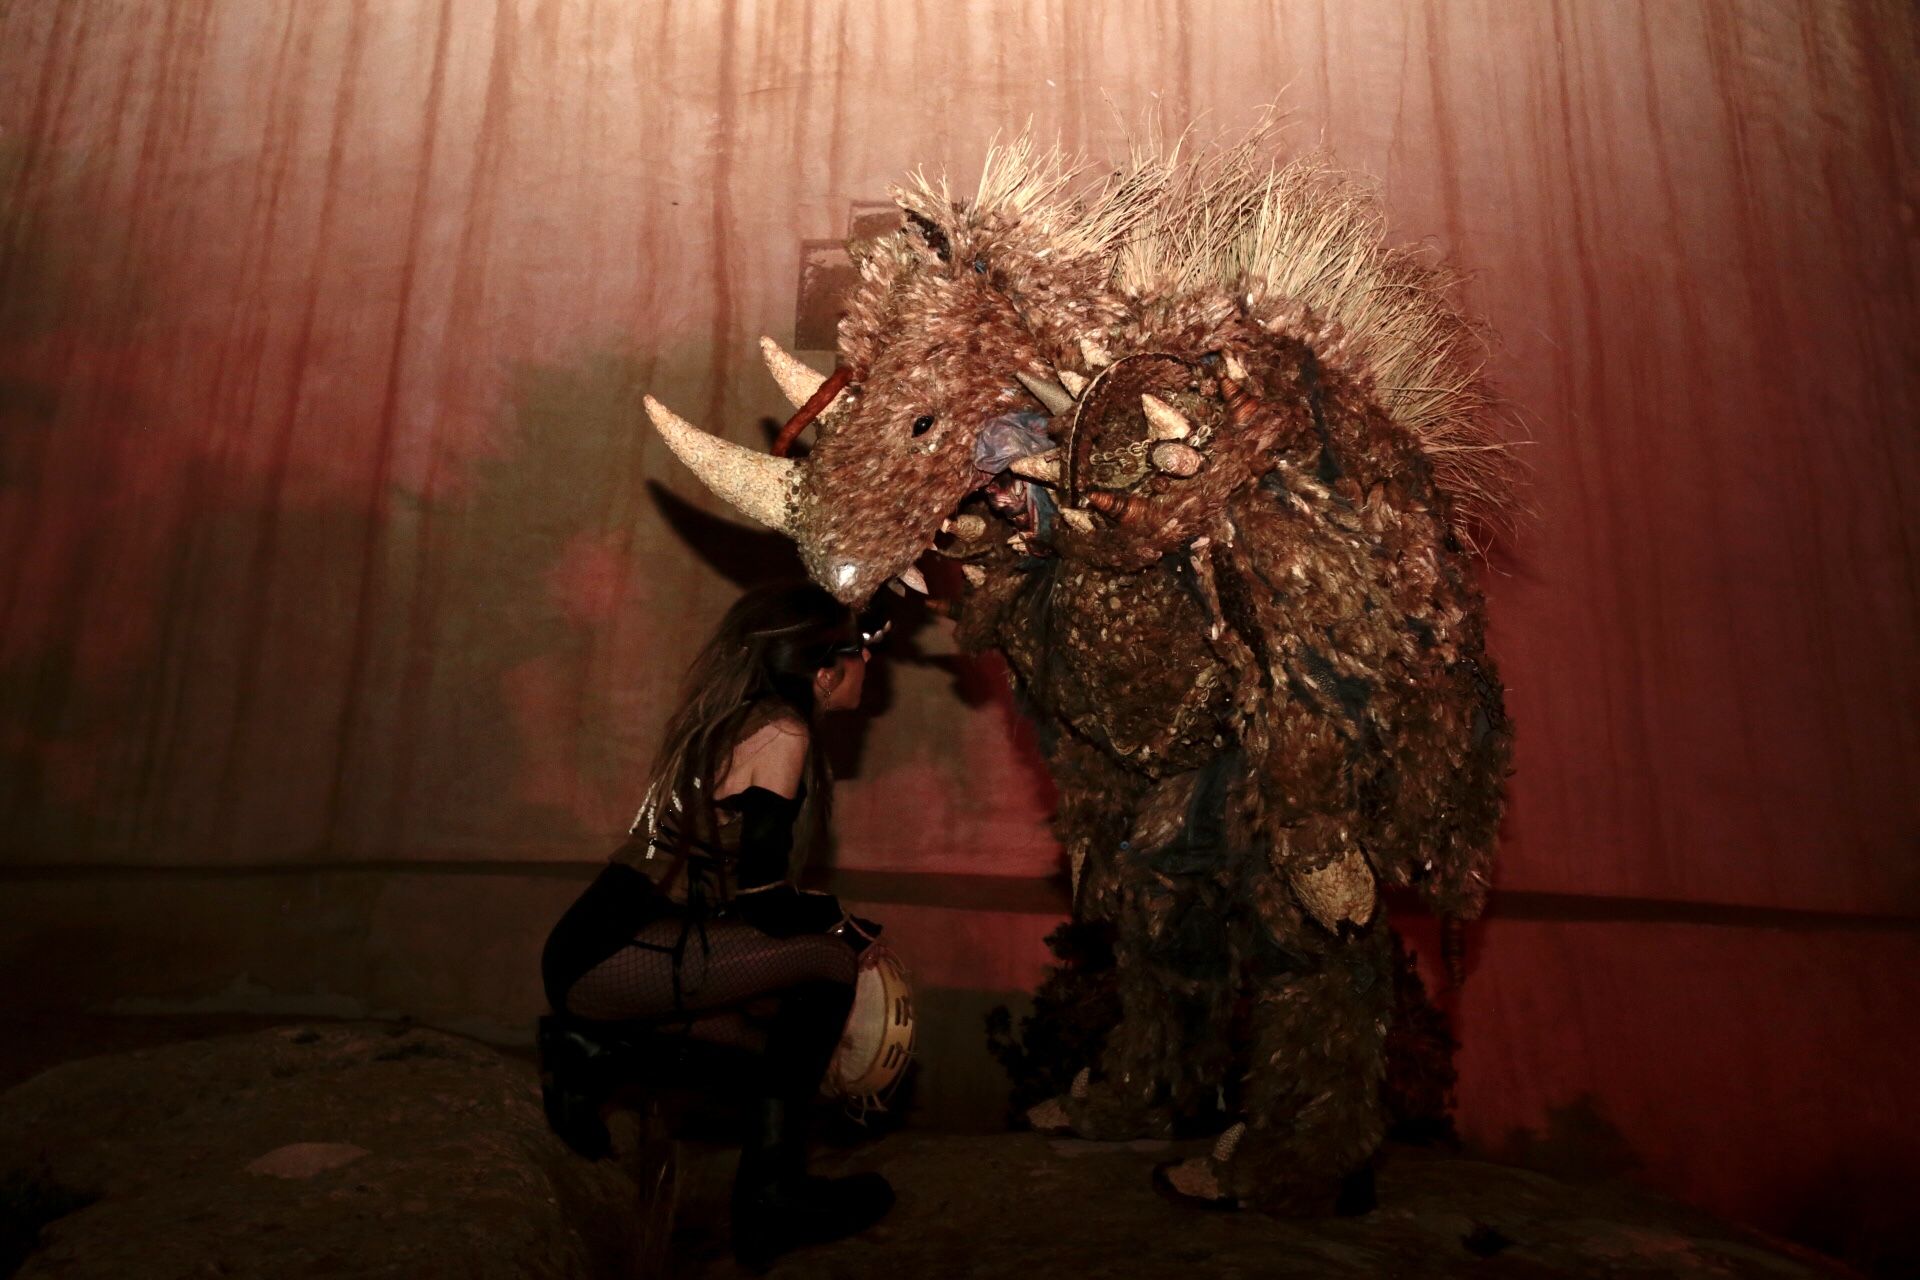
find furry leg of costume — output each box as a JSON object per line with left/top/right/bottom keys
{"left": 1160, "top": 925, "right": 1391, "bottom": 1214}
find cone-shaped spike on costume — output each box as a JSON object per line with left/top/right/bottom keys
{"left": 642, "top": 395, "right": 801, "bottom": 534}
{"left": 1015, "top": 370, "right": 1076, "bottom": 417}
{"left": 1079, "top": 336, "right": 1114, "bottom": 368}
{"left": 1059, "top": 369, "right": 1089, "bottom": 398}
{"left": 1007, "top": 450, "right": 1063, "bottom": 484}
{"left": 1141, "top": 393, "right": 1193, "bottom": 440}
{"left": 1081, "top": 488, "right": 1147, "bottom": 524}
{"left": 759, "top": 335, "right": 831, "bottom": 409}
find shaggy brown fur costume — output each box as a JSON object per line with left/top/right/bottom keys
{"left": 647, "top": 126, "right": 1515, "bottom": 1214}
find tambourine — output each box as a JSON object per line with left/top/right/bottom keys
{"left": 822, "top": 940, "right": 916, "bottom": 1119}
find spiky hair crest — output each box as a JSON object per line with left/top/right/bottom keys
{"left": 852, "top": 121, "right": 1520, "bottom": 546}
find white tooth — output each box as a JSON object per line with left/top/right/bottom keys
{"left": 963, "top": 564, "right": 987, "bottom": 587}
{"left": 1223, "top": 351, "right": 1248, "bottom": 381}
{"left": 898, "top": 565, "right": 928, "bottom": 594}
{"left": 887, "top": 579, "right": 908, "bottom": 597}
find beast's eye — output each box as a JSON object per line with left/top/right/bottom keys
{"left": 912, "top": 414, "right": 936, "bottom": 437}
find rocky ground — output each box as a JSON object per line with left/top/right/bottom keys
{"left": 0, "top": 1019, "right": 1849, "bottom": 1279}
{"left": 683, "top": 1134, "right": 1849, "bottom": 1279}
{"left": 0, "top": 1023, "right": 645, "bottom": 1278}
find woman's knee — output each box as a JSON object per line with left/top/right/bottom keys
{"left": 804, "top": 935, "right": 860, "bottom": 987}
{"left": 751, "top": 931, "right": 857, "bottom": 988}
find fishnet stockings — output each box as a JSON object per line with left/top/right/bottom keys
{"left": 563, "top": 919, "right": 857, "bottom": 1056}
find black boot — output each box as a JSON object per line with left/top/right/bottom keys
{"left": 538, "top": 1016, "right": 616, "bottom": 1159}
{"left": 730, "top": 1096, "right": 893, "bottom": 1270}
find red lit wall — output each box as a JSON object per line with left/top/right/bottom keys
{"left": 1, "top": 0, "right": 1913, "bottom": 1248}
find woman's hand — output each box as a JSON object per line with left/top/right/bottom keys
{"left": 832, "top": 913, "right": 884, "bottom": 956}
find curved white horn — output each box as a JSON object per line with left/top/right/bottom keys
{"left": 759, "top": 335, "right": 832, "bottom": 409}
{"left": 644, "top": 395, "right": 801, "bottom": 534}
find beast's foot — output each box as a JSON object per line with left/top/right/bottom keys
{"left": 1023, "top": 1096, "right": 1075, "bottom": 1135}
{"left": 1151, "top": 1122, "right": 1379, "bottom": 1217}
{"left": 1024, "top": 1067, "right": 1172, "bottom": 1140}
{"left": 1152, "top": 1156, "right": 1241, "bottom": 1209}
{"left": 1151, "top": 1120, "right": 1245, "bottom": 1209}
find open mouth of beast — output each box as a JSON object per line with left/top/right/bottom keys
{"left": 876, "top": 464, "right": 1060, "bottom": 603}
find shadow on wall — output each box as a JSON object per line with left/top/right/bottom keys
{"left": 0, "top": 130, "right": 1075, "bottom": 872}
{"left": 0, "top": 262, "right": 885, "bottom": 865}
{"left": 1490, "top": 1094, "right": 1642, "bottom": 1183}
{"left": 414, "top": 345, "right": 725, "bottom": 850}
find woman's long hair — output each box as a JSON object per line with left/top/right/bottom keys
{"left": 629, "top": 581, "right": 857, "bottom": 876}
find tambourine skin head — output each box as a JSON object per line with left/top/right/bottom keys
{"left": 823, "top": 943, "right": 916, "bottom": 1116}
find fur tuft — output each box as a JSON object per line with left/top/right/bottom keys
{"left": 877, "top": 120, "right": 1521, "bottom": 552}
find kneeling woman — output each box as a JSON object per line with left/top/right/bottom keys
{"left": 541, "top": 582, "right": 892, "bottom": 1267}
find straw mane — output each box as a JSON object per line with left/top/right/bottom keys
{"left": 887, "top": 124, "right": 1521, "bottom": 551}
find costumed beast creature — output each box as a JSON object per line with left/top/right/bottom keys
{"left": 645, "top": 132, "right": 1514, "bottom": 1213}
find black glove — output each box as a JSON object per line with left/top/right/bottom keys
{"left": 736, "top": 884, "right": 847, "bottom": 937}
{"left": 724, "top": 785, "right": 844, "bottom": 936}
{"left": 729, "top": 787, "right": 802, "bottom": 893}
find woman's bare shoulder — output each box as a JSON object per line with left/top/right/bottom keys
{"left": 735, "top": 711, "right": 810, "bottom": 755}
{"left": 716, "top": 703, "right": 810, "bottom": 798}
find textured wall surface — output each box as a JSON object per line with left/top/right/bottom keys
{"left": 2, "top": 0, "right": 1914, "bottom": 1251}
